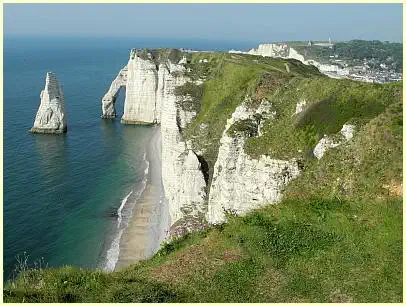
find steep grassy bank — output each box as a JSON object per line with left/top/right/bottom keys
{"left": 4, "top": 53, "right": 402, "bottom": 302}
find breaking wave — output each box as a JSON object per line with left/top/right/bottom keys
{"left": 103, "top": 152, "right": 150, "bottom": 272}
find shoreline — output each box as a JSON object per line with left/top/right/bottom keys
{"left": 114, "top": 126, "right": 170, "bottom": 271}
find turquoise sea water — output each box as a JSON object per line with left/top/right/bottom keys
{"left": 3, "top": 36, "right": 254, "bottom": 281}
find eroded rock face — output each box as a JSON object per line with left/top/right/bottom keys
{"left": 122, "top": 50, "right": 160, "bottom": 124}
{"left": 103, "top": 49, "right": 191, "bottom": 125}
{"left": 31, "top": 72, "right": 67, "bottom": 134}
{"left": 289, "top": 47, "right": 349, "bottom": 76}
{"left": 207, "top": 100, "right": 300, "bottom": 224}
{"left": 313, "top": 124, "right": 355, "bottom": 159}
{"left": 159, "top": 66, "right": 207, "bottom": 225}
{"left": 313, "top": 136, "right": 341, "bottom": 160}
{"left": 340, "top": 124, "right": 355, "bottom": 140}
{"left": 295, "top": 99, "right": 307, "bottom": 115}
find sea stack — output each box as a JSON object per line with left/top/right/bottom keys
{"left": 31, "top": 72, "right": 67, "bottom": 134}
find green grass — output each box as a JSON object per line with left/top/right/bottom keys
{"left": 7, "top": 197, "right": 401, "bottom": 302}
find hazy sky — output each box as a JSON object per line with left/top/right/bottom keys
{"left": 4, "top": 4, "right": 403, "bottom": 42}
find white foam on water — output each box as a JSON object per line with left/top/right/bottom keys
{"left": 104, "top": 228, "right": 124, "bottom": 272}
{"left": 117, "top": 190, "right": 133, "bottom": 229}
{"left": 103, "top": 151, "right": 150, "bottom": 272}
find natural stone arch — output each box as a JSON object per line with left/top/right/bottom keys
{"left": 101, "top": 65, "right": 128, "bottom": 119}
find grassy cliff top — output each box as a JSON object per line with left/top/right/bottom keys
{"left": 133, "top": 48, "right": 184, "bottom": 65}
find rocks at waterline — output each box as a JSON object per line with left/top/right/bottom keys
{"left": 31, "top": 72, "right": 67, "bottom": 134}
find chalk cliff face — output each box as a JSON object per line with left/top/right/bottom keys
{"left": 289, "top": 46, "right": 349, "bottom": 76}
{"left": 248, "top": 43, "right": 290, "bottom": 58}
{"left": 104, "top": 48, "right": 361, "bottom": 231}
{"left": 31, "top": 72, "right": 67, "bottom": 134}
{"left": 245, "top": 43, "right": 350, "bottom": 77}
{"left": 122, "top": 50, "right": 161, "bottom": 124}
{"left": 207, "top": 100, "right": 301, "bottom": 224}
{"left": 103, "top": 49, "right": 207, "bottom": 227}
{"left": 159, "top": 62, "right": 207, "bottom": 225}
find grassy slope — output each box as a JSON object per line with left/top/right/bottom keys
{"left": 246, "top": 77, "right": 402, "bottom": 161}
{"left": 4, "top": 53, "right": 402, "bottom": 303}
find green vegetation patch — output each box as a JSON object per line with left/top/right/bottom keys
{"left": 174, "top": 81, "right": 204, "bottom": 113}
{"left": 227, "top": 118, "right": 258, "bottom": 137}
{"left": 286, "top": 101, "right": 403, "bottom": 201}
{"left": 245, "top": 77, "right": 402, "bottom": 161}
{"left": 135, "top": 48, "right": 184, "bottom": 65}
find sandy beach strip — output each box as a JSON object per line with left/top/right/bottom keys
{"left": 115, "top": 126, "right": 170, "bottom": 270}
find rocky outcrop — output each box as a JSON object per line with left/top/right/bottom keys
{"left": 313, "top": 136, "right": 341, "bottom": 160}
{"left": 340, "top": 124, "right": 355, "bottom": 140}
{"left": 103, "top": 49, "right": 194, "bottom": 125}
{"left": 102, "top": 50, "right": 160, "bottom": 124}
{"left": 289, "top": 46, "right": 349, "bottom": 76}
{"left": 101, "top": 66, "right": 127, "bottom": 118}
{"left": 207, "top": 100, "right": 300, "bottom": 224}
{"left": 31, "top": 72, "right": 67, "bottom": 134}
{"left": 295, "top": 99, "right": 307, "bottom": 115}
{"left": 313, "top": 124, "right": 356, "bottom": 159}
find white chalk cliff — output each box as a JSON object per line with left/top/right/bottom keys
{"left": 207, "top": 99, "right": 301, "bottom": 224}
{"left": 159, "top": 62, "right": 207, "bottom": 225}
{"left": 103, "top": 49, "right": 206, "bottom": 227}
{"left": 31, "top": 72, "right": 67, "bottom": 134}
{"left": 248, "top": 43, "right": 290, "bottom": 58}
{"left": 240, "top": 43, "right": 350, "bottom": 77}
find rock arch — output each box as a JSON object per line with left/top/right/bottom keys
{"left": 101, "top": 65, "right": 128, "bottom": 119}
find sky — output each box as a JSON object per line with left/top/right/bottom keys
{"left": 4, "top": 4, "right": 403, "bottom": 43}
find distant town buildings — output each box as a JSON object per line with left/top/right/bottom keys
{"left": 230, "top": 40, "right": 402, "bottom": 84}
{"left": 301, "top": 38, "right": 402, "bottom": 83}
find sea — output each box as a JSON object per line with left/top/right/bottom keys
{"left": 3, "top": 36, "right": 255, "bottom": 281}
